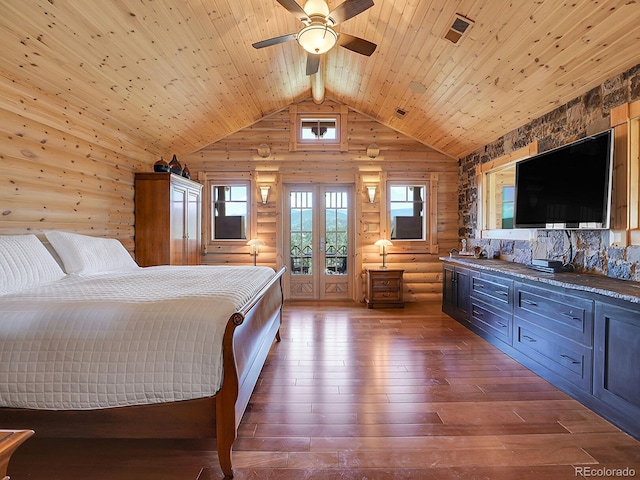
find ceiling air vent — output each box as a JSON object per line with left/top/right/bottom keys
{"left": 395, "top": 108, "right": 407, "bottom": 119}
{"left": 444, "top": 14, "right": 474, "bottom": 45}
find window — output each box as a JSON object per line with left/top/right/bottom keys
{"left": 477, "top": 143, "right": 537, "bottom": 240}
{"left": 610, "top": 100, "right": 640, "bottom": 245}
{"left": 212, "top": 183, "right": 249, "bottom": 240}
{"left": 301, "top": 118, "right": 337, "bottom": 140}
{"left": 289, "top": 105, "right": 348, "bottom": 151}
{"left": 501, "top": 186, "right": 515, "bottom": 229}
{"left": 389, "top": 184, "right": 426, "bottom": 240}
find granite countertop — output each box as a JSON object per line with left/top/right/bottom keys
{"left": 440, "top": 256, "right": 640, "bottom": 305}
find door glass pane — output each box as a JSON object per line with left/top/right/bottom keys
{"left": 325, "top": 191, "right": 348, "bottom": 275}
{"left": 290, "top": 191, "right": 313, "bottom": 275}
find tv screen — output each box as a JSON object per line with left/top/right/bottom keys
{"left": 514, "top": 129, "right": 613, "bottom": 229}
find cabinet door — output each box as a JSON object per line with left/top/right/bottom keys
{"left": 594, "top": 301, "right": 640, "bottom": 421}
{"left": 442, "top": 264, "right": 469, "bottom": 321}
{"left": 455, "top": 267, "right": 470, "bottom": 319}
{"left": 171, "top": 185, "right": 187, "bottom": 265}
{"left": 185, "top": 187, "right": 201, "bottom": 265}
{"left": 442, "top": 264, "right": 456, "bottom": 314}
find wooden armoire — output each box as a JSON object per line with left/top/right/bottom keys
{"left": 134, "top": 172, "right": 203, "bottom": 266}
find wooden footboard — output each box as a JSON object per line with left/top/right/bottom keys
{"left": 215, "top": 266, "right": 286, "bottom": 477}
{"left": 0, "top": 266, "right": 286, "bottom": 478}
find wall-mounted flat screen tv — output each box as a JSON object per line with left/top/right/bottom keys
{"left": 514, "top": 129, "right": 613, "bottom": 229}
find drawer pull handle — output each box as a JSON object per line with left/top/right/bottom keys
{"left": 560, "top": 354, "right": 581, "bottom": 365}
{"left": 497, "top": 290, "right": 509, "bottom": 296}
{"left": 522, "top": 335, "right": 537, "bottom": 343}
{"left": 473, "top": 309, "right": 484, "bottom": 316}
{"left": 560, "top": 312, "right": 580, "bottom": 321}
{"left": 521, "top": 299, "right": 538, "bottom": 306}
{"left": 382, "top": 292, "right": 391, "bottom": 297}
{"left": 381, "top": 281, "right": 390, "bottom": 286}
{"left": 475, "top": 282, "right": 485, "bottom": 288}
{"left": 496, "top": 321, "right": 507, "bottom": 328}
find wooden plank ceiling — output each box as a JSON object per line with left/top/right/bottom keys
{"left": 1, "top": 0, "right": 638, "bottom": 160}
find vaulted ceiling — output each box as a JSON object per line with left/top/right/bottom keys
{"left": 1, "top": 0, "right": 639, "bottom": 160}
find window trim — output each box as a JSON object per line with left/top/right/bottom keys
{"left": 201, "top": 174, "right": 254, "bottom": 247}
{"left": 610, "top": 99, "right": 640, "bottom": 246}
{"left": 385, "top": 174, "right": 439, "bottom": 253}
{"left": 476, "top": 142, "right": 538, "bottom": 241}
{"left": 289, "top": 104, "right": 349, "bottom": 152}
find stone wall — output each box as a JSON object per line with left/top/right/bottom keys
{"left": 458, "top": 64, "right": 640, "bottom": 281}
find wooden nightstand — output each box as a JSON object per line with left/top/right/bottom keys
{"left": 365, "top": 269, "right": 404, "bottom": 308}
{"left": 0, "top": 429, "right": 34, "bottom": 480}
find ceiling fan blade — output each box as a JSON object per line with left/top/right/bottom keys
{"left": 327, "top": 0, "right": 374, "bottom": 26}
{"left": 337, "top": 33, "right": 377, "bottom": 56}
{"left": 306, "top": 54, "right": 321, "bottom": 75}
{"left": 275, "top": 0, "right": 311, "bottom": 23}
{"left": 252, "top": 33, "right": 297, "bottom": 49}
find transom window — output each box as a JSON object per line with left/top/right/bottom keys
{"left": 212, "top": 183, "right": 249, "bottom": 240}
{"left": 301, "top": 118, "right": 338, "bottom": 140}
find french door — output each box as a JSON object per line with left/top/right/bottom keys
{"left": 285, "top": 184, "right": 353, "bottom": 300}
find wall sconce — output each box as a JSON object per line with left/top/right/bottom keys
{"left": 259, "top": 185, "right": 270, "bottom": 205}
{"left": 366, "top": 185, "right": 377, "bottom": 204}
{"left": 247, "top": 238, "right": 265, "bottom": 266}
{"left": 366, "top": 143, "right": 380, "bottom": 159}
{"left": 374, "top": 239, "right": 393, "bottom": 269}
{"left": 257, "top": 143, "right": 271, "bottom": 158}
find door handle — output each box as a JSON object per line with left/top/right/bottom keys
{"left": 320, "top": 237, "right": 325, "bottom": 252}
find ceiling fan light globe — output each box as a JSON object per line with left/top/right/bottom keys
{"left": 297, "top": 24, "right": 338, "bottom": 54}
{"left": 303, "top": 0, "right": 329, "bottom": 16}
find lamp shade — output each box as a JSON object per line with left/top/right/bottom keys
{"left": 259, "top": 185, "right": 270, "bottom": 204}
{"left": 374, "top": 239, "right": 393, "bottom": 247}
{"left": 247, "top": 238, "right": 265, "bottom": 251}
{"left": 366, "top": 185, "right": 377, "bottom": 204}
{"left": 297, "top": 24, "right": 338, "bottom": 54}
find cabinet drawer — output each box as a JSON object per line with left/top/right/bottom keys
{"left": 471, "top": 272, "right": 512, "bottom": 308}
{"left": 515, "top": 283, "right": 593, "bottom": 346}
{"left": 514, "top": 317, "right": 592, "bottom": 392}
{"left": 470, "top": 301, "right": 511, "bottom": 345}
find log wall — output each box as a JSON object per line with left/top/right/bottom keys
{"left": 0, "top": 74, "right": 156, "bottom": 251}
{"left": 184, "top": 99, "right": 459, "bottom": 302}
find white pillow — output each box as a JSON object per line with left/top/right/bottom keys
{"left": 45, "top": 231, "right": 139, "bottom": 275}
{"left": 0, "top": 234, "right": 66, "bottom": 295}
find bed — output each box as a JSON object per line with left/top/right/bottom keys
{"left": 0, "top": 232, "right": 285, "bottom": 478}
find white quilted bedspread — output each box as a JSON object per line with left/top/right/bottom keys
{"left": 0, "top": 265, "right": 276, "bottom": 410}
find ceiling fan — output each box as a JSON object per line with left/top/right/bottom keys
{"left": 252, "top": 0, "right": 377, "bottom": 76}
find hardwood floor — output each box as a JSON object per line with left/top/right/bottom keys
{"left": 8, "top": 301, "right": 640, "bottom": 479}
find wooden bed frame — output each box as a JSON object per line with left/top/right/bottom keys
{"left": 0, "top": 266, "right": 286, "bottom": 478}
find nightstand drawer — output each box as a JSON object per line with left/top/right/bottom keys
{"left": 371, "top": 277, "right": 401, "bottom": 291}
{"left": 370, "top": 289, "right": 402, "bottom": 302}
